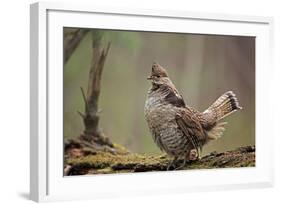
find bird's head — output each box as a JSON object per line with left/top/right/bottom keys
{"left": 147, "top": 62, "right": 170, "bottom": 86}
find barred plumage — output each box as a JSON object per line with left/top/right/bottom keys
{"left": 144, "top": 62, "right": 242, "bottom": 170}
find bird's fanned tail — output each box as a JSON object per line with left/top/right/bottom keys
{"left": 204, "top": 91, "right": 242, "bottom": 121}
{"left": 203, "top": 91, "right": 242, "bottom": 141}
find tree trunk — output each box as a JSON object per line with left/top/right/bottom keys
{"left": 78, "top": 31, "right": 113, "bottom": 148}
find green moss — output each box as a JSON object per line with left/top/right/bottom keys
{"left": 112, "top": 143, "right": 131, "bottom": 155}
{"left": 67, "top": 151, "right": 169, "bottom": 169}
{"left": 65, "top": 146, "right": 255, "bottom": 175}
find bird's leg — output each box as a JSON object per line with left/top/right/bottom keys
{"left": 174, "top": 150, "right": 191, "bottom": 170}
{"left": 175, "top": 157, "right": 187, "bottom": 170}
{"left": 167, "top": 157, "right": 178, "bottom": 171}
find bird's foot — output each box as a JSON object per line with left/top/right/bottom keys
{"left": 174, "top": 159, "right": 187, "bottom": 170}
{"left": 167, "top": 158, "right": 187, "bottom": 171}
{"left": 167, "top": 163, "right": 176, "bottom": 171}
{"left": 166, "top": 157, "right": 178, "bottom": 171}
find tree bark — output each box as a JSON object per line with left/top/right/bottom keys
{"left": 64, "top": 28, "right": 90, "bottom": 64}
{"left": 78, "top": 31, "right": 113, "bottom": 147}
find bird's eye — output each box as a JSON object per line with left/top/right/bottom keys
{"left": 155, "top": 75, "right": 160, "bottom": 78}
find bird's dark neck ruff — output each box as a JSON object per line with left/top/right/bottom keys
{"left": 151, "top": 83, "right": 160, "bottom": 91}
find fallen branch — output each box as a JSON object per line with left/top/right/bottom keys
{"left": 64, "top": 145, "right": 255, "bottom": 175}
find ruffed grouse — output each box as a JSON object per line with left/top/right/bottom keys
{"left": 144, "top": 62, "right": 242, "bottom": 170}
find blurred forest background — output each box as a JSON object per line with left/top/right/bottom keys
{"left": 64, "top": 28, "right": 255, "bottom": 156}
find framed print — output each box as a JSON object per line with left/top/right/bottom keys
{"left": 30, "top": 2, "right": 274, "bottom": 202}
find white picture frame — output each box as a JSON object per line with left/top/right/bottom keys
{"left": 30, "top": 2, "right": 274, "bottom": 202}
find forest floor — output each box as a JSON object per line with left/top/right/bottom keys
{"left": 64, "top": 141, "right": 255, "bottom": 176}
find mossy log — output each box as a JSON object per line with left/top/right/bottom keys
{"left": 64, "top": 141, "right": 255, "bottom": 175}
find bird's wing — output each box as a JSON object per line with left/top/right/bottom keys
{"left": 160, "top": 84, "right": 186, "bottom": 107}
{"left": 175, "top": 108, "right": 206, "bottom": 154}
{"left": 188, "top": 106, "right": 217, "bottom": 131}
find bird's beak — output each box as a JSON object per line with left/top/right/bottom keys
{"left": 147, "top": 76, "right": 153, "bottom": 80}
